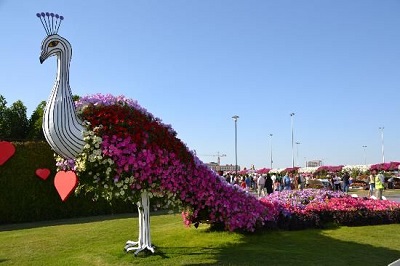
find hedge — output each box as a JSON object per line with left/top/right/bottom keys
{"left": 0, "top": 141, "right": 134, "bottom": 224}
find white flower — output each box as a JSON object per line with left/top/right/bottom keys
{"left": 93, "top": 149, "right": 101, "bottom": 156}
{"left": 88, "top": 154, "right": 96, "bottom": 163}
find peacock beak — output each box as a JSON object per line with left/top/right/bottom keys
{"left": 39, "top": 51, "right": 49, "bottom": 64}
{"left": 39, "top": 55, "right": 45, "bottom": 64}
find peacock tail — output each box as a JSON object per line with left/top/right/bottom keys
{"left": 56, "top": 93, "right": 277, "bottom": 232}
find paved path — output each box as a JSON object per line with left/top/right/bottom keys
{"left": 385, "top": 195, "right": 400, "bottom": 202}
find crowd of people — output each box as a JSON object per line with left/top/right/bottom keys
{"left": 224, "top": 172, "right": 307, "bottom": 197}
{"left": 223, "top": 169, "right": 391, "bottom": 200}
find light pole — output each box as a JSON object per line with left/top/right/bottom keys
{"left": 232, "top": 115, "right": 239, "bottom": 176}
{"left": 295, "top": 141, "right": 301, "bottom": 167}
{"left": 379, "top": 127, "right": 385, "bottom": 163}
{"left": 269, "top": 134, "right": 273, "bottom": 169}
{"left": 362, "top": 145, "right": 367, "bottom": 165}
{"left": 290, "top": 113, "right": 295, "bottom": 167}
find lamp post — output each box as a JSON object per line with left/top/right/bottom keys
{"left": 379, "top": 127, "right": 385, "bottom": 163}
{"left": 232, "top": 115, "right": 239, "bottom": 176}
{"left": 269, "top": 134, "right": 273, "bottom": 169}
{"left": 362, "top": 145, "right": 367, "bottom": 165}
{"left": 290, "top": 113, "right": 295, "bottom": 167}
{"left": 295, "top": 141, "right": 301, "bottom": 167}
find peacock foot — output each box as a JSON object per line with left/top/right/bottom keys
{"left": 124, "top": 240, "right": 155, "bottom": 256}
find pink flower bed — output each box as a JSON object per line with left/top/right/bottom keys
{"left": 261, "top": 189, "right": 400, "bottom": 229}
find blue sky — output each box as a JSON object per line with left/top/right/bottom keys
{"left": 0, "top": 0, "right": 399, "bottom": 169}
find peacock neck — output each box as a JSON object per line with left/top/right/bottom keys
{"left": 56, "top": 50, "right": 71, "bottom": 93}
{"left": 42, "top": 46, "right": 85, "bottom": 160}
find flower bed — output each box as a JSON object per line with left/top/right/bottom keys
{"left": 260, "top": 189, "right": 400, "bottom": 229}
{"left": 349, "top": 180, "right": 368, "bottom": 190}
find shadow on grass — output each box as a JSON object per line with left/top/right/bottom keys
{"left": 0, "top": 210, "right": 171, "bottom": 232}
{"left": 161, "top": 225, "right": 400, "bottom": 266}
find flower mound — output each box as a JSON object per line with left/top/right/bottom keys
{"left": 57, "top": 94, "right": 274, "bottom": 232}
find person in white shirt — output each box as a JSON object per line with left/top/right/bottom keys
{"left": 257, "top": 174, "right": 266, "bottom": 197}
{"left": 333, "top": 175, "right": 342, "bottom": 191}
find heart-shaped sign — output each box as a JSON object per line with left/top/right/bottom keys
{"left": 0, "top": 141, "right": 15, "bottom": 166}
{"left": 54, "top": 171, "right": 79, "bottom": 201}
{"left": 36, "top": 168, "right": 51, "bottom": 180}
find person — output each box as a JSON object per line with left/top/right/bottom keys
{"left": 253, "top": 174, "right": 258, "bottom": 190}
{"left": 375, "top": 171, "right": 385, "bottom": 200}
{"left": 257, "top": 174, "right": 266, "bottom": 197}
{"left": 283, "top": 172, "right": 291, "bottom": 190}
{"left": 271, "top": 174, "right": 276, "bottom": 183}
{"left": 296, "top": 174, "right": 305, "bottom": 190}
{"left": 342, "top": 172, "right": 350, "bottom": 194}
{"left": 273, "top": 179, "right": 280, "bottom": 191}
{"left": 265, "top": 174, "right": 273, "bottom": 194}
{"left": 368, "top": 172, "right": 375, "bottom": 197}
{"left": 333, "top": 174, "right": 342, "bottom": 191}
{"left": 305, "top": 175, "right": 310, "bottom": 188}
{"left": 245, "top": 175, "right": 252, "bottom": 189}
{"left": 328, "top": 174, "right": 334, "bottom": 190}
{"left": 240, "top": 177, "right": 247, "bottom": 190}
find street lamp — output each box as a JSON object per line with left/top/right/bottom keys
{"left": 290, "top": 113, "right": 295, "bottom": 167}
{"left": 295, "top": 141, "right": 301, "bottom": 167}
{"left": 379, "top": 127, "right": 385, "bottom": 163}
{"left": 362, "top": 145, "right": 367, "bottom": 165}
{"left": 269, "top": 134, "right": 273, "bottom": 169}
{"left": 232, "top": 115, "right": 239, "bottom": 176}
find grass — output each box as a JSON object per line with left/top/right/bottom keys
{"left": 1, "top": 211, "right": 400, "bottom": 266}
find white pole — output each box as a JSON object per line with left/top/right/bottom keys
{"left": 379, "top": 127, "right": 385, "bottom": 163}
{"left": 269, "top": 133, "right": 273, "bottom": 169}
{"left": 290, "top": 113, "right": 295, "bottom": 167}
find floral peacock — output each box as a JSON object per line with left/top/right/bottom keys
{"left": 37, "top": 12, "right": 275, "bottom": 255}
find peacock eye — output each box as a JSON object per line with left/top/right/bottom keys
{"left": 48, "top": 41, "right": 59, "bottom": 47}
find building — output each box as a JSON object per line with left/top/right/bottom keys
{"left": 307, "top": 160, "right": 322, "bottom": 167}
{"left": 205, "top": 162, "right": 240, "bottom": 173}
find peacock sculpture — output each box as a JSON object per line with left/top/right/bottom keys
{"left": 37, "top": 12, "right": 275, "bottom": 256}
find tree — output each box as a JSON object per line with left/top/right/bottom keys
{"left": 27, "top": 101, "right": 46, "bottom": 140}
{"left": 5, "top": 100, "right": 29, "bottom": 140}
{"left": 0, "top": 95, "right": 7, "bottom": 140}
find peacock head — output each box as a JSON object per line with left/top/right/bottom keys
{"left": 39, "top": 34, "right": 72, "bottom": 64}
{"left": 36, "top": 12, "right": 71, "bottom": 64}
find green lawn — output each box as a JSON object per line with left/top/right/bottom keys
{"left": 1, "top": 212, "right": 399, "bottom": 266}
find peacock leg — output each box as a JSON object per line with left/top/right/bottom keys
{"left": 124, "top": 191, "right": 155, "bottom": 255}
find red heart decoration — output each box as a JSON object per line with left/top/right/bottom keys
{"left": 0, "top": 141, "right": 16, "bottom": 166}
{"left": 54, "top": 171, "right": 79, "bottom": 201}
{"left": 36, "top": 168, "right": 51, "bottom": 180}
